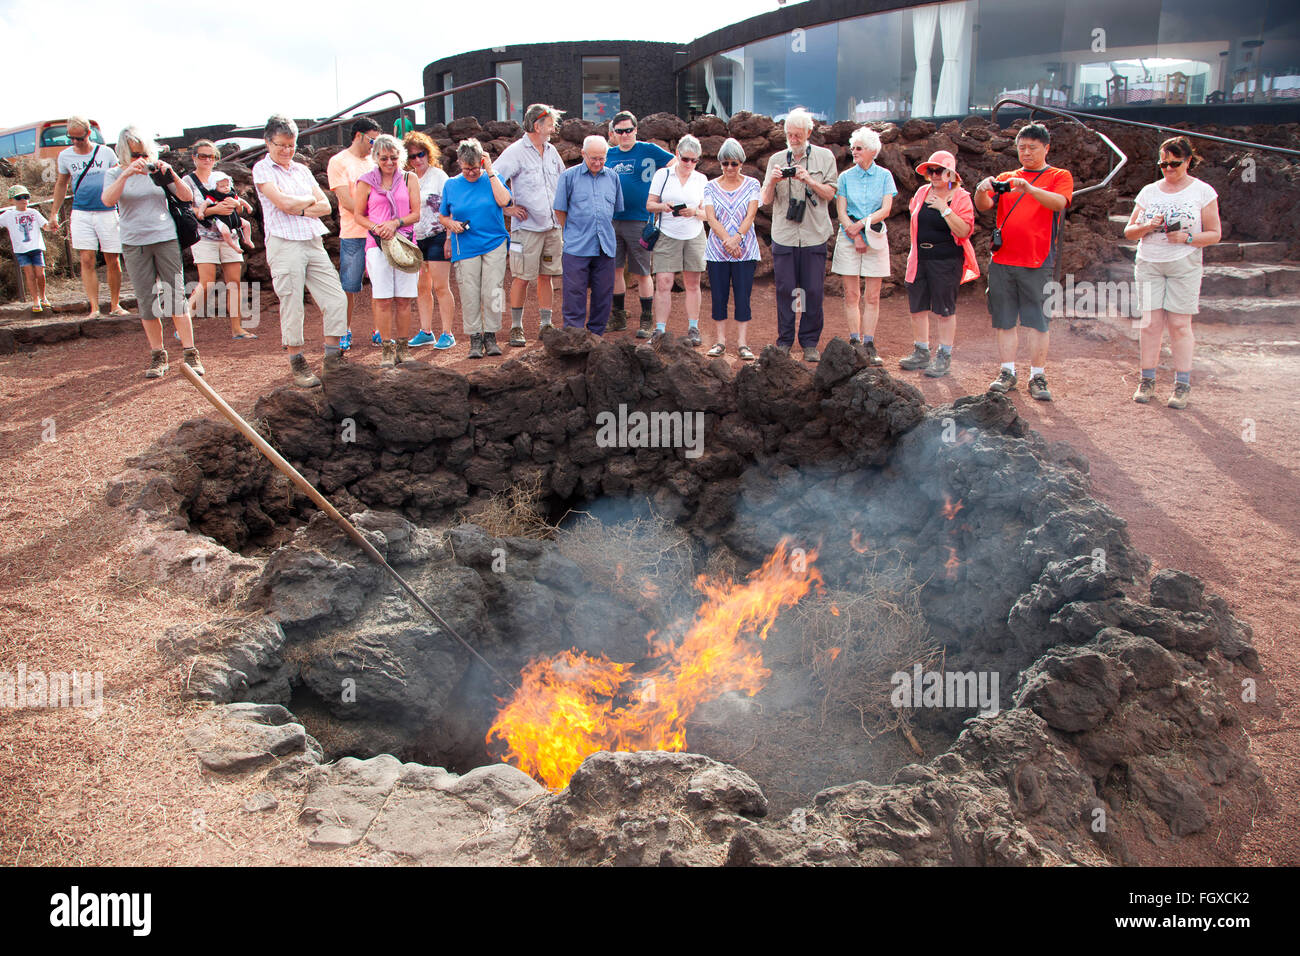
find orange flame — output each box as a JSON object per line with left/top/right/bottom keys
{"left": 830, "top": 604, "right": 840, "bottom": 616}
{"left": 850, "top": 530, "right": 870, "bottom": 554}
{"left": 944, "top": 546, "right": 961, "bottom": 580}
{"left": 942, "top": 496, "right": 964, "bottom": 520}
{"left": 487, "top": 541, "right": 821, "bottom": 789}
{"left": 829, "top": 647, "right": 842, "bottom": 662}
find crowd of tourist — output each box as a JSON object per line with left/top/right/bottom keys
{"left": 5, "top": 105, "right": 1222, "bottom": 409}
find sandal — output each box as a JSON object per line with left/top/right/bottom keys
{"left": 738, "top": 345, "right": 756, "bottom": 361}
{"left": 109, "top": 306, "right": 132, "bottom": 317}
{"left": 706, "top": 343, "right": 725, "bottom": 357}
{"left": 232, "top": 332, "right": 258, "bottom": 340}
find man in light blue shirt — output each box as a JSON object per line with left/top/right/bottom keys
{"left": 553, "top": 136, "right": 624, "bottom": 336}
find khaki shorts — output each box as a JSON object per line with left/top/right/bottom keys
{"left": 509, "top": 227, "right": 563, "bottom": 280}
{"left": 831, "top": 231, "right": 891, "bottom": 277}
{"left": 191, "top": 238, "right": 244, "bottom": 265}
{"left": 1135, "top": 251, "right": 1203, "bottom": 315}
{"left": 653, "top": 233, "right": 706, "bottom": 274}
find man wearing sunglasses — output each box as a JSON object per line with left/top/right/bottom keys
{"left": 604, "top": 111, "right": 675, "bottom": 337}
{"left": 974, "top": 123, "right": 1073, "bottom": 401}
{"left": 327, "top": 117, "right": 381, "bottom": 350}
{"left": 49, "top": 115, "right": 130, "bottom": 318}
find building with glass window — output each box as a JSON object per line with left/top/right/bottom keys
{"left": 424, "top": 0, "right": 1299, "bottom": 126}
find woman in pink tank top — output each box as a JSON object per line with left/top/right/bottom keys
{"left": 353, "top": 134, "right": 421, "bottom": 366}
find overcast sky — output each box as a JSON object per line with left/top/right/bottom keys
{"left": 4, "top": 0, "right": 798, "bottom": 140}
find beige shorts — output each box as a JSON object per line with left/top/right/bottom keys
{"left": 1135, "top": 251, "right": 1203, "bottom": 315}
{"left": 653, "top": 233, "right": 706, "bottom": 274}
{"left": 191, "top": 238, "right": 245, "bottom": 265}
{"left": 509, "top": 227, "right": 563, "bottom": 280}
{"left": 831, "top": 231, "right": 891, "bottom": 277}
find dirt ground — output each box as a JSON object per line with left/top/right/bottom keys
{"left": 0, "top": 278, "right": 1295, "bottom": 866}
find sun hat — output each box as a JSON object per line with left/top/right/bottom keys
{"left": 8, "top": 185, "right": 31, "bottom": 199}
{"left": 380, "top": 232, "right": 423, "bottom": 273}
{"left": 914, "top": 150, "right": 962, "bottom": 183}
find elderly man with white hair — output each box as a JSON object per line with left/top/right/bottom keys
{"left": 552, "top": 135, "right": 624, "bottom": 335}
{"left": 760, "top": 107, "right": 839, "bottom": 362}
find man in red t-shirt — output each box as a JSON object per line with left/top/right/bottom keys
{"left": 974, "top": 124, "right": 1072, "bottom": 401}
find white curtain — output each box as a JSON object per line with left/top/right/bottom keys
{"left": 935, "top": 1, "right": 970, "bottom": 116}
{"left": 912, "top": 6, "right": 939, "bottom": 118}
{"left": 705, "top": 60, "right": 729, "bottom": 121}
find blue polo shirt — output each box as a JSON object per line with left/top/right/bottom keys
{"left": 606, "top": 141, "right": 674, "bottom": 222}
{"left": 553, "top": 165, "right": 623, "bottom": 257}
{"left": 835, "top": 162, "right": 897, "bottom": 239}
{"left": 439, "top": 174, "right": 510, "bottom": 262}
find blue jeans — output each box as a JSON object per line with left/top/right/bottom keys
{"left": 338, "top": 237, "right": 366, "bottom": 293}
{"left": 707, "top": 259, "right": 756, "bottom": 322}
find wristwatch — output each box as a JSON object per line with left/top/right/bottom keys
{"left": 1185, "top": 233, "right": 1194, "bottom": 244}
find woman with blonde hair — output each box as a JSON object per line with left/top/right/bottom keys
{"left": 403, "top": 130, "right": 455, "bottom": 350}
{"left": 185, "top": 139, "right": 255, "bottom": 339}
{"left": 352, "top": 133, "right": 421, "bottom": 366}
{"left": 101, "top": 126, "right": 200, "bottom": 378}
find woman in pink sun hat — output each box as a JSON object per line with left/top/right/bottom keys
{"left": 898, "top": 150, "right": 979, "bottom": 379}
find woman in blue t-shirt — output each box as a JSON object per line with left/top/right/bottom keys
{"left": 439, "top": 139, "right": 512, "bottom": 358}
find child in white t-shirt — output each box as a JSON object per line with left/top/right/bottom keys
{"left": 0, "top": 185, "right": 51, "bottom": 312}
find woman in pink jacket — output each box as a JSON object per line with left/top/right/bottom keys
{"left": 899, "top": 150, "right": 979, "bottom": 378}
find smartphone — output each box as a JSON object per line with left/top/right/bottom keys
{"left": 1166, "top": 219, "right": 1181, "bottom": 232}
{"left": 671, "top": 203, "right": 688, "bottom": 214}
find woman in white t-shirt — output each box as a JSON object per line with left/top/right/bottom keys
{"left": 186, "top": 139, "right": 255, "bottom": 340}
{"left": 646, "top": 135, "right": 708, "bottom": 346}
{"left": 1123, "top": 136, "right": 1221, "bottom": 409}
{"left": 403, "top": 131, "right": 456, "bottom": 350}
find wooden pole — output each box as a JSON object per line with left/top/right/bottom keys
{"left": 176, "top": 362, "right": 518, "bottom": 692}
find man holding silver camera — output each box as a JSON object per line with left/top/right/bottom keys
{"left": 974, "top": 123, "right": 1072, "bottom": 401}
{"left": 760, "top": 108, "right": 838, "bottom": 363}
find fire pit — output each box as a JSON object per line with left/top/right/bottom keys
{"left": 111, "top": 330, "right": 1265, "bottom": 865}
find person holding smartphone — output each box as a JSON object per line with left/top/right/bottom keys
{"left": 439, "top": 139, "right": 512, "bottom": 359}
{"left": 645, "top": 135, "right": 708, "bottom": 346}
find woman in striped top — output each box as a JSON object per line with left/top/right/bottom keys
{"left": 702, "top": 138, "right": 762, "bottom": 360}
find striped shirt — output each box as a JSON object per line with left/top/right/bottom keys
{"left": 704, "top": 176, "right": 761, "bottom": 261}
{"left": 253, "top": 156, "right": 327, "bottom": 241}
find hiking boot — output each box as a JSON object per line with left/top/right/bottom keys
{"left": 1167, "top": 382, "right": 1191, "bottom": 409}
{"left": 608, "top": 308, "right": 628, "bottom": 332}
{"left": 323, "top": 349, "right": 347, "bottom": 373}
{"left": 509, "top": 326, "right": 526, "bottom": 347}
{"left": 145, "top": 348, "right": 169, "bottom": 379}
{"left": 395, "top": 339, "right": 413, "bottom": 365}
{"left": 860, "top": 340, "right": 884, "bottom": 367}
{"left": 380, "top": 340, "right": 397, "bottom": 367}
{"left": 649, "top": 329, "right": 666, "bottom": 345}
{"left": 988, "top": 368, "right": 1017, "bottom": 393}
{"left": 803, "top": 346, "right": 821, "bottom": 363}
{"left": 1133, "top": 377, "right": 1156, "bottom": 404}
{"left": 468, "top": 333, "right": 484, "bottom": 359}
{"left": 290, "top": 353, "right": 320, "bottom": 388}
{"left": 686, "top": 326, "right": 702, "bottom": 347}
{"left": 636, "top": 314, "right": 653, "bottom": 339}
{"left": 923, "top": 349, "right": 951, "bottom": 378}
{"left": 182, "top": 347, "right": 205, "bottom": 376}
{"left": 775, "top": 343, "right": 791, "bottom": 354}
{"left": 484, "top": 331, "right": 502, "bottom": 356}
{"left": 898, "top": 345, "right": 931, "bottom": 370}
{"left": 1028, "top": 374, "right": 1052, "bottom": 401}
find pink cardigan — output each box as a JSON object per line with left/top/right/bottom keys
{"left": 905, "top": 184, "right": 980, "bottom": 285}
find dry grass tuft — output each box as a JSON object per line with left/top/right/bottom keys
{"left": 783, "top": 552, "right": 940, "bottom": 739}
{"left": 558, "top": 510, "right": 697, "bottom": 617}
{"left": 454, "top": 473, "right": 556, "bottom": 540}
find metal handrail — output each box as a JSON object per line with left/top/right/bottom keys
{"left": 994, "top": 95, "right": 1300, "bottom": 162}
{"left": 226, "top": 77, "right": 513, "bottom": 164}
{"left": 992, "top": 96, "right": 1127, "bottom": 198}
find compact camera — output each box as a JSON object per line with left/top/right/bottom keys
{"left": 990, "top": 226, "right": 1003, "bottom": 251}
{"left": 781, "top": 166, "right": 799, "bottom": 180}
{"left": 990, "top": 179, "right": 1012, "bottom": 196}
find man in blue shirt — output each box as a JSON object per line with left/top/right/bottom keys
{"left": 605, "top": 111, "right": 674, "bottom": 335}
{"left": 553, "top": 136, "right": 624, "bottom": 336}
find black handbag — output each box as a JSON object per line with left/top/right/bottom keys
{"left": 153, "top": 168, "right": 201, "bottom": 249}
{"left": 639, "top": 168, "right": 668, "bottom": 250}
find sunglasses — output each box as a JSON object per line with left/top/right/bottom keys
{"left": 850, "top": 145, "right": 870, "bottom": 152}
{"left": 926, "top": 167, "right": 948, "bottom": 175}
{"left": 678, "top": 156, "right": 699, "bottom": 164}
{"left": 131, "top": 151, "right": 149, "bottom": 159}
{"left": 195, "top": 153, "right": 218, "bottom": 160}
{"left": 409, "top": 150, "right": 427, "bottom": 159}
{"left": 71, "top": 134, "right": 88, "bottom": 142}
{"left": 612, "top": 127, "right": 635, "bottom": 134}
{"left": 1157, "top": 160, "right": 1184, "bottom": 169}
{"left": 720, "top": 161, "right": 741, "bottom": 167}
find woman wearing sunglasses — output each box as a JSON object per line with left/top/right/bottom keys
{"left": 402, "top": 131, "right": 456, "bottom": 351}
{"left": 646, "top": 135, "right": 708, "bottom": 346}
{"left": 702, "top": 137, "right": 761, "bottom": 360}
{"left": 1123, "top": 136, "right": 1221, "bottom": 409}
{"left": 185, "top": 139, "right": 255, "bottom": 340}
